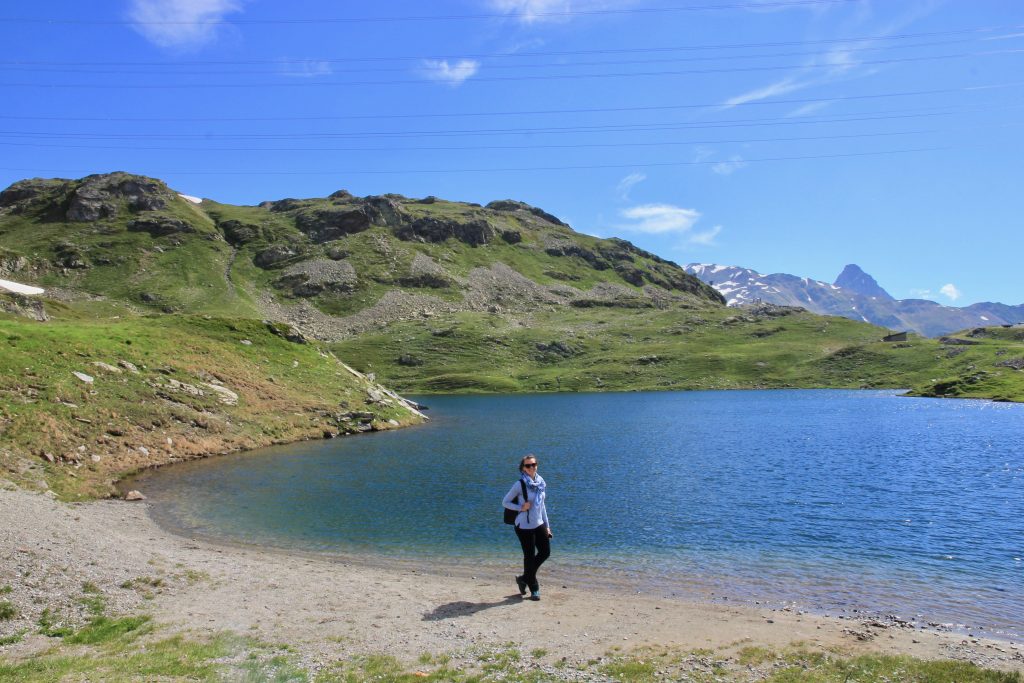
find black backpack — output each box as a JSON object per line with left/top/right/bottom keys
{"left": 503, "top": 479, "right": 529, "bottom": 525}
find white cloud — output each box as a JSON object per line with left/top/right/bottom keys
{"left": 722, "top": 76, "right": 806, "bottom": 108}
{"left": 712, "top": 156, "right": 748, "bottom": 176}
{"left": 615, "top": 172, "right": 646, "bottom": 201}
{"left": 619, "top": 204, "right": 700, "bottom": 234}
{"left": 489, "top": 0, "right": 571, "bottom": 23}
{"left": 420, "top": 59, "right": 480, "bottom": 86}
{"left": 278, "top": 59, "right": 333, "bottom": 79}
{"left": 687, "top": 225, "right": 722, "bottom": 246}
{"left": 786, "top": 100, "right": 832, "bottom": 118}
{"left": 940, "top": 283, "right": 962, "bottom": 301}
{"left": 127, "top": 0, "right": 243, "bottom": 49}
{"left": 487, "top": 0, "right": 640, "bottom": 24}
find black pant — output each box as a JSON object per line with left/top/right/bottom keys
{"left": 515, "top": 523, "right": 550, "bottom": 591}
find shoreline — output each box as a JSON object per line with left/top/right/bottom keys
{"left": 2, "top": 488, "right": 1021, "bottom": 675}
{"left": 132, "top": 487, "right": 1024, "bottom": 645}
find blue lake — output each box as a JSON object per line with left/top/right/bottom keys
{"left": 128, "top": 390, "right": 1024, "bottom": 637}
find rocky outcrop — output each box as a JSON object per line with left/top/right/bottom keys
{"left": 394, "top": 216, "right": 497, "bottom": 246}
{"left": 363, "top": 196, "right": 406, "bottom": 228}
{"left": 0, "top": 178, "right": 68, "bottom": 214}
{"left": 127, "top": 215, "right": 196, "bottom": 237}
{"left": 254, "top": 244, "right": 302, "bottom": 269}
{"left": 66, "top": 174, "right": 173, "bottom": 222}
{"left": 219, "top": 219, "right": 262, "bottom": 245}
{"left": 0, "top": 293, "right": 47, "bottom": 321}
{"left": 486, "top": 199, "right": 567, "bottom": 226}
{"left": 295, "top": 207, "right": 372, "bottom": 242}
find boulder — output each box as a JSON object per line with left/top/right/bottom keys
{"left": 254, "top": 245, "right": 300, "bottom": 268}
{"left": 219, "top": 219, "right": 261, "bottom": 245}
{"left": 295, "top": 207, "right": 371, "bottom": 242}
{"left": 363, "top": 196, "right": 406, "bottom": 227}
{"left": 399, "top": 253, "right": 454, "bottom": 289}
{"left": 127, "top": 215, "right": 196, "bottom": 237}
{"left": 500, "top": 229, "right": 522, "bottom": 244}
{"left": 124, "top": 490, "right": 146, "bottom": 501}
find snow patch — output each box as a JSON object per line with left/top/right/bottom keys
{"left": 980, "top": 316, "right": 989, "bottom": 321}
{"left": 0, "top": 278, "right": 44, "bottom": 295}
{"left": 178, "top": 193, "right": 202, "bottom": 204}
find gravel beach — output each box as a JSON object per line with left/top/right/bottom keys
{"left": 2, "top": 488, "right": 1022, "bottom": 677}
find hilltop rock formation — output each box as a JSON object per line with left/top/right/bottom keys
{"left": 0, "top": 172, "right": 725, "bottom": 339}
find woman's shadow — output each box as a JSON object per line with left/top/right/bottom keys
{"left": 422, "top": 594, "right": 522, "bottom": 621}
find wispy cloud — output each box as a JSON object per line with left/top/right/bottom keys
{"left": 687, "top": 225, "right": 722, "bottom": 246}
{"left": 615, "top": 172, "right": 646, "bottom": 201}
{"left": 722, "top": 76, "right": 805, "bottom": 108}
{"left": 277, "top": 59, "right": 333, "bottom": 79}
{"left": 786, "top": 100, "right": 833, "bottom": 118}
{"left": 619, "top": 204, "right": 700, "bottom": 234}
{"left": 940, "top": 283, "right": 962, "bottom": 302}
{"left": 127, "top": 0, "right": 243, "bottom": 49}
{"left": 712, "top": 156, "right": 748, "bottom": 176}
{"left": 419, "top": 59, "right": 481, "bottom": 86}
{"left": 487, "top": 0, "right": 640, "bottom": 24}
{"left": 720, "top": 3, "right": 944, "bottom": 109}
{"left": 489, "top": 0, "right": 571, "bottom": 23}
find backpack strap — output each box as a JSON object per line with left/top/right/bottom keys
{"left": 520, "top": 479, "right": 529, "bottom": 523}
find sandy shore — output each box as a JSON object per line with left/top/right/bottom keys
{"left": 1, "top": 488, "right": 1022, "bottom": 676}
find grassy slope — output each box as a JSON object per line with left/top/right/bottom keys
{"left": 1, "top": 620, "right": 1019, "bottom": 682}
{"left": 331, "top": 306, "right": 1024, "bottom": 400}
{"left": 0, "top": 310, "right": 424, "bottom": 499}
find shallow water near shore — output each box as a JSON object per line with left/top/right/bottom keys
{"left": 127, "top": 389, "right": 1024, "bottom": 638}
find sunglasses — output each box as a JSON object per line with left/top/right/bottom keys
{"left": 523, "top": 462, "right": 538, "bottom": 468}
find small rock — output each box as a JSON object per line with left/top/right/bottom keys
{"left": 92, "top": 361, "right": 122, "bottom": 374}
{"left": 73, "top": 371, "right": 95, "bottom": 383}
{"left": 118, "top": 360, "right": 140, "bottom": 373}
{"left": 240, "top": 339, "right": 253, "bottom": 345}
{"left": 137, "top": 446, "right": 150, "bottom": 456}
{"left": 125, "top": 490, "right": 146, "bottom": 501}
{"left": 387, "top": 419, "right": 400, "bottom": 426}
{"left": 90, "top": 455, "right": 101, "bottom": 463}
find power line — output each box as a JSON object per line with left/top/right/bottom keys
{"left": 1, "top": 85, "right": 1015, "bottom": 123}
{"left": 0, "top": 128, "right": 938, "bottom": 153}
{"left": 3, "top": 50, "right": 1016, "bottom": 89}
{"left": 0, "top": 111, "right": 966, "bottom": 141}
{"left": 2, "top": 36, "right": 1005, "bottom": 76}
{"left": 3, "top": 24, "right": 1017, "bottom": 67}
{"left": 0, "top": 147, "right": 948, "bottom": 177}
{"left": 0, "top": 1, "right": 865, "bottom": 26}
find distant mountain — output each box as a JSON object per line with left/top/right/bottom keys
{"left": 834, "top": 264, "right": 893, "bottom": 301}
{"left": 684, "top": 263, "right": 1024, "bottom": 337}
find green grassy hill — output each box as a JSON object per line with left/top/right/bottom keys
{"left": 1, "top": 172, "right": 1022, "bottom": 496}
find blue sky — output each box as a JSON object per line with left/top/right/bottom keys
{"left": 2, "top": 0, "right": 1022, "bottom": 304}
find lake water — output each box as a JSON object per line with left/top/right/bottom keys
{"left": 128, "top": 390, "right": 1024, "bottom": 638}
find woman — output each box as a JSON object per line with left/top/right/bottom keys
{"left": 502, "top": 454, "right": 552, "bottom": 601}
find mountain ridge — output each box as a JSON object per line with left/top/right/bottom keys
{"left": 684, "top": 262, "right": 1024, "bottom": 337}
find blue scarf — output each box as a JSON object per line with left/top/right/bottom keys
{"left": 521, "top": 473, "right": 546, "bottom": 524}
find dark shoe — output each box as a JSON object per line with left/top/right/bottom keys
{"left": 530, "top": 590, "right": 540, "bottom": 601}
{"left": 515, "top": 576, "right": 528, "bottom": 595}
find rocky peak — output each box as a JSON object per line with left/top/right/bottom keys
{"left": 485, "top": 199, "right": 567, "bottom": 227}
{"left": 834, "top": 264, "right": 893, "bottom": 301}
